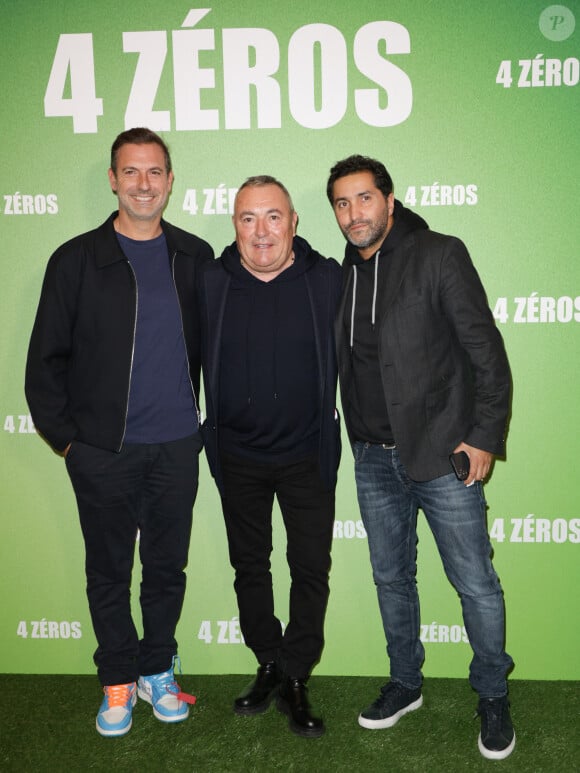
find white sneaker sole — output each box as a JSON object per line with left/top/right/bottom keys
{"left": 478, "top": 731, "right": 516, "bottom": 760}
{"left": 96, "top": 716, "right": 133, "bottom": 737}
{"left": 137, "top": 685, "right": 189, "bottom": 723}
{"left": 358, "top": 694, "right": 423, "bottom": 729}
{"left": 96, "top": 692, "right": 137, "bottom": 737}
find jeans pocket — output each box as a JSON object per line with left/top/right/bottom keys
{"left": 353, "top": 441, "right": 367, "bottom": 465}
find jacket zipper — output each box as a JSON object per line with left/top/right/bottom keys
{"left": 118, "top": 260, "right": 138, "bottom": 451}
{"left": 171, "top": 251, "right": 201, "bottom": 426}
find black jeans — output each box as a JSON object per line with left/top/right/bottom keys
{"left": 65, "top": 433, "right": 201, "bottom": 685}
{"left": 220, "top": 451, "right": 335, "bottom": 679}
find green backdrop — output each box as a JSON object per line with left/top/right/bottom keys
{"left": 1, "top": 0, "right": 579, "bottom": 680}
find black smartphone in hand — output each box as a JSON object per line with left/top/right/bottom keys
{"left": 449, "top": 451, "right": 470, "bottom": 481}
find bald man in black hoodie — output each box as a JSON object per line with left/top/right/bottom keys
{"left": 198, "top": 176, "right": 342, "bottom": 738}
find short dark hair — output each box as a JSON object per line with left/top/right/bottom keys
{"left": 326, "top": 155, "right": 393, "bottom": 204}
{"left": 110, "top": 127, "right": 172, "bottom": 175}
{"left": 236, "top": 175, "right": 295, "bottom": 212}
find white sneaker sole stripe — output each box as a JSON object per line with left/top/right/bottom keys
{"left": 478, "top": 731, "right": 516, "bottom": 760}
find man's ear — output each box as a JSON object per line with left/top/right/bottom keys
{"left": 292, "top": 210, "right": 299, "bottom": 235}
{"left": 108, "top": 168, "right": 117, "bottom": 194}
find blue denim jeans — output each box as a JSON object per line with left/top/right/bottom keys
{"left": 353, "top": 442, "right": 513, "bottom": 697}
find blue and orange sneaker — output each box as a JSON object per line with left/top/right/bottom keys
{"left": 138, "top": 656, "right": 195, "bottom": 723}
{"left": 96, "top": 682, "right": 137, "bottom": 737}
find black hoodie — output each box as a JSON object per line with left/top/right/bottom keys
{"left": 341, "top": 200, "right": 428, "bottom": 443}
{"left": 217, "top": 236, "right": 323, "bottom": 463}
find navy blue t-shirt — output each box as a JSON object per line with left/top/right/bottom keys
{"left": 117, "top": 232, "right": 197, "bottom": 443}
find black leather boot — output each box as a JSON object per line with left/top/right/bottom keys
{"left": 277, "top": 677, "right": 325, "bottom": 737}
{"left": 234, "top": 661, "right": 280, "bottom": 715}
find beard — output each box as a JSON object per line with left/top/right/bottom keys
{"left": 343, "top": 210, "right": 389, "bottom": 250}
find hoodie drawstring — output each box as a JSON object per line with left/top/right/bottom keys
{"left": 349, "top": 250, "right": 380, "bottom": 352}
{"left": 349, "top": 266, "right": 357, "bottom": 351}
{"left": 372, "top": 250, "right": 380, "bottom": 327}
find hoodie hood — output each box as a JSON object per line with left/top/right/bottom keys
{"left": 220, "top": 234, "right": 318, "bottom": 282}
{"left": 344, "top": 199, "right": 429, "bottom": 266}
{"left": 343, "top": 199, "right": 429, "bottom": 349}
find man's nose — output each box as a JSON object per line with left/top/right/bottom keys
{"left": 255, "top": 217, "right": 268, "bottom": 236}
{"left": 349, "top": 203, "right": 363, "bottom": 221}
{"left": 137, "top": 172, "right": 150, "bottom": 189}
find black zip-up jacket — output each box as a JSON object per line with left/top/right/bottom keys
{"left": 25, "top": 212, "right": 214, "bottom": 453}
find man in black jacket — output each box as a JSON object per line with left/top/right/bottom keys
{"left": 199, "top": 176, "right": 341, "bottom": 738}
{"left": 25, "top": 128, "right": 213, "bottom": 737}
{"left": 327, "top": 155, "right": 515, "bottom": 760}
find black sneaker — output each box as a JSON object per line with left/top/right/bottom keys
{"left": 358, "top": 681, "right": 423, "bottom": 729}
{"left": 477, "top": 696, "right": 516, "bottom": 760}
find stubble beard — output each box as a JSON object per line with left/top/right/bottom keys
{"left": 344, "top": 211, "right": 389, "bottom": 250}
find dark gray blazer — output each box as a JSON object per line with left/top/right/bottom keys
{"left": 336, "top": 229, "right": 511, "bottom": 482}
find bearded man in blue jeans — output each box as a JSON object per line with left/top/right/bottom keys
{"left": 327, "top": 155, "right": 515, "bottom": 760}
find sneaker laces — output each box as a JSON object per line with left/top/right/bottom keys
{"left": 379, "top": 681, "right": 402, "bottom": 698}
{"left": 104, "top": 683, "right": 134, "bottom": 707}
{"left": 476, "top": 698, "right": 507, "bottom": 734}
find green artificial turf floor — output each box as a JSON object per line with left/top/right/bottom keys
{"left": 1, "top": 675, "right": 578, "bottom": 772}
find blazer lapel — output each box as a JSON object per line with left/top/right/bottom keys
{"left": 377, "top": 233, "right": 415, "bottom": 322}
